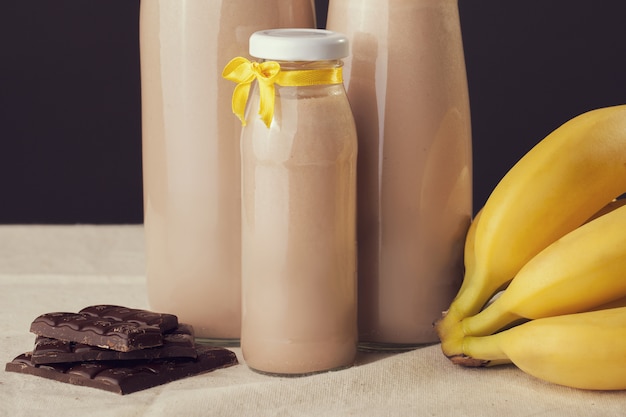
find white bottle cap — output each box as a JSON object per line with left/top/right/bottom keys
{"left": 249, "top": 28, "right": 349, "bottom": 61}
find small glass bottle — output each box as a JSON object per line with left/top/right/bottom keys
{"left": 224, "top": 29, "right": 358, "bottom": 375}
{"left": 327, "top": 0, "right": 473, "bottom": 350}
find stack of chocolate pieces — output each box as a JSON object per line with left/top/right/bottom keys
{"left": 5, "top": 305, "right": 238, "bottom": 394}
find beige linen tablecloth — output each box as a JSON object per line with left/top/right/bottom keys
{"left": 1, "top": 225, "right": 625, "bottom": 417}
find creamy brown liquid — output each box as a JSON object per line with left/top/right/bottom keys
{"left": 140, "top": 0, "right": 315, "bottom": 341}
{"left": 240, "top": 79, "right": 358, "bottom": 374}
{"left": 327, "top": 0, "right": 473, "bottom": 347}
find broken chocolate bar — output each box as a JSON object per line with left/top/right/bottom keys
{"left": 5, "top": 345, "right": 238, "bottom": 395}
{"left": 31, "top": 324, "right": 197, "bottom": 364}
{"left": 30, "top": 305, "right": 178, "bottom": 352}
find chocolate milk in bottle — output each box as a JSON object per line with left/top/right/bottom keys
{"left": 226, "top": 29, "right": 358, "bottom": 374}
{"left": 140, "top": 1, "right": 315, "bottom": 343}
{"left": 327, "top": 0, "right": 473, "bottom": 349}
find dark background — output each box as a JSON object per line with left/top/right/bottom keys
{"left": 1, "top": 1, "right": 625, "bottom": 224}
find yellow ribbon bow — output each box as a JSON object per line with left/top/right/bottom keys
{"left": 222, "top": 57, "right": 343, "bottom": 128}
{"left": 222, "top": 57, "right": 281, "bottom": 128}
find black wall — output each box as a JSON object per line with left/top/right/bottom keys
{"left": 1, "top": 1, "right": 625, "bottom": 224}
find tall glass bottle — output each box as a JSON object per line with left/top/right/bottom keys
{"left": 140, "top": 0, "right": 315, "bottom": 343}
{"left": 327, "top": 0, "right": 473, "bottom": 350}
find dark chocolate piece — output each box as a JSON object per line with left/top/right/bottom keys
{"left": 29, "top": 305, "right": 178, "bottom": 352}
{"left": 5, "top": 345, "right": 238, "bottom": 395}
{"left": 31, "top": 324, "right": 197, "bottom": 364}
{"left": 78, "top": 305, "right": 178, "bottom": 333}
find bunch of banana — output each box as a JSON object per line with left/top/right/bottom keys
{"left": 435, "top": 104, "right": 626, "bottom": 390}
{"left": 457, "top": 201, "right": 626, "bottom": 339}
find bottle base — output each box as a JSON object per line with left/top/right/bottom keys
{"left": 357, "top": 341, "right": 438, "bottom": 353}
{"left": 195, "top": 337, "right": 241, "bottom": 348}
{"left": 247, "top": 363, "right": 353, "bottom": 377}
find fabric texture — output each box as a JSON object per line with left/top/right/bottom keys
{"left": 1, "top": 225, "right": 625, "bottom": 417}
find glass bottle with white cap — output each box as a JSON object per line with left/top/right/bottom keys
{"left": 223, "top": 28, "right": 358, "bottom": 375}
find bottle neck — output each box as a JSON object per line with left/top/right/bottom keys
{"left": 263, "top": 59, "right": 344, "bottom": 72}
{"left": 223, "top": 56, "right": 346, "bottom": 128}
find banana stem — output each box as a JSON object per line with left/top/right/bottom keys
{"left": 460, "top": 333, "right": 510, "bottom": 366}
{"left": 436, "top": 264, "right": 507, "bottom": 336}
{"left": 436, "top": 264, "right": 510, "bottom": 358}
{"left": 461, "top": 302, "right": 522, "bottom": 337}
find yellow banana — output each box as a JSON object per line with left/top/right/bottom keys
{"left": 436, "top": 105, "right": 626, "bottom": 347}
{"left": 457, "top": 203, "right": 626, "bottom": 340}
{"left": 456, "top": 307, "right": 626, "bottom": 391}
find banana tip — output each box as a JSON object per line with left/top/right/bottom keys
{"left": 449, "top": 354, "right": 490, "bottom": 368}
